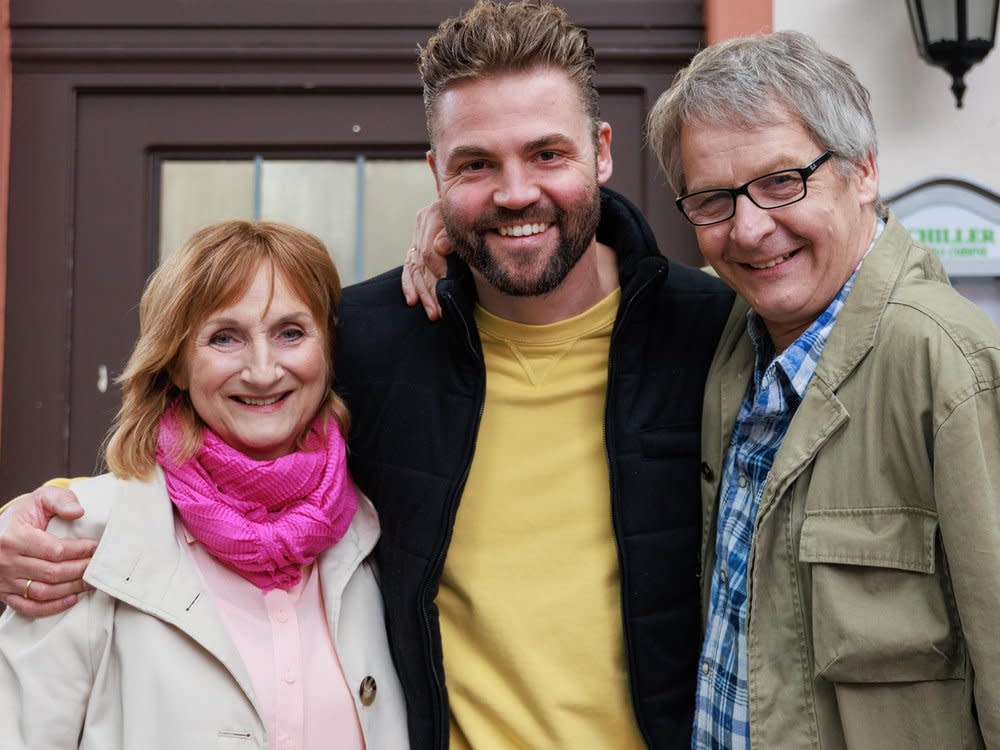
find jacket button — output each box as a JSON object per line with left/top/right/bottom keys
{"left": 700, "top": 462, "right": 714, "bottom": 482}
{"left": 359, "top": 675, "right": 377, "bottom": 706}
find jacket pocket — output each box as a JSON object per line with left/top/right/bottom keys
{"left": 799, "top": 507, "right": 963, "bottom": 683}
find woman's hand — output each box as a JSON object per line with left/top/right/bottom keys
{"left": 0, "top": 486, "right": 96, "bottom": 616}
{"left": 401, "top": 202, "right": 452, "bottom": 321}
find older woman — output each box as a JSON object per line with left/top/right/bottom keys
{"left": 0, "top": 221, "right": 408, "bottom": 749}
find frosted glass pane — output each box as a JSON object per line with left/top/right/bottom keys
{"left": 260, "top": 160, "right": 357, "bottom": 283}
{"left": 922, "top": 3, "right": 957, "bottom": 42}
{"left": 969, "top": 0, "right": 995, "bottom": 40}
{"left": 159, "top": 161, "right": 255, "bottom": 261}
{"left": 158, "top": 157, "right": 435, "bottom": 285}
{"left": 364, "top": 160, "right": 438, "bottom": 280}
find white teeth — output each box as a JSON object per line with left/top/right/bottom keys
{"left": 239, "top": 395, "right": 282, "bottom": 406}
{"left": 498, "top": 223, "right": 548, "bottom": 237}
{"left": 749, "top": 252, "right": 793, "bottom": 270}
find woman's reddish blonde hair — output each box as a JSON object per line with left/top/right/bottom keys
{"left": 103, "top": 220, "right": 349, "bottom": 479}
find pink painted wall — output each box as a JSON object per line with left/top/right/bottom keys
{"left": 705, "top": 0, "right": 773, "bottom": 44}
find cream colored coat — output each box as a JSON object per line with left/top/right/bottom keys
{"left": 701, "top": 215, "right": 1000, "bottom": 748}
{"left": 0, "top": 470, "right": 409, "bottom": 749}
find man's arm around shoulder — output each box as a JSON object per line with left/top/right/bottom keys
{"left": 0, "top": 482, "right": 96, "bottom": 616}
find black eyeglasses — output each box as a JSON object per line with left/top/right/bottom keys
{"left": 676, "top": 151, "right": 833, "bottom": 226}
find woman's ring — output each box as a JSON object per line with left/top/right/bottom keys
{"left": 22, "top": 579, "right": 33, "bottom": 600}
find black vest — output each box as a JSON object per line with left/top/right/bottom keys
{"left": 335, "top": 188, "right": 734, "bottom": 749}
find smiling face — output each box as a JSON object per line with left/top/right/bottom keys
{"left": 176, "top": 263, "right": 329, "bottom": 461}
{"left": 428, "top": 67, "right": 612, "bottom": 300}
{"left": 681, "top": 114, "right": 878, "bottom": 351}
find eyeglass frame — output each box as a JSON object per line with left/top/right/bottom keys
{"left": 675, "top": 151, "right": 834, "bottom": 227}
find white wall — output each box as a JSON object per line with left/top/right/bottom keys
{"left": 774, "top": 0, "right": 1000, "bottom": 198}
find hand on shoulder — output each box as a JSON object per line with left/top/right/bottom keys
{"left": 0, "top": 484, "right": 97, "bottom": 616}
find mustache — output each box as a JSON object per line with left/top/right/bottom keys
{"left": 471, "top": 206, "right": 559, "bottom": 231}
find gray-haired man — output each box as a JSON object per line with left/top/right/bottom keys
{"left": 648, "top": 30, "right": 1000, "bottom": 749}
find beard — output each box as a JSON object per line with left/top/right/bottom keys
{"left": 441, "top": 184, "right": 601, "bottom": 297}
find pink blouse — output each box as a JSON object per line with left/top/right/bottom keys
{"left": 180, "top": 523, "right": 365, "bottom": 750}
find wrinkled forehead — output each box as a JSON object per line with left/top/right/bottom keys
{"left": 678, "top": 105, "right": 823, "bottom": 183}
{"left": 681, "top": 97, "right": 801, "bottom": 147}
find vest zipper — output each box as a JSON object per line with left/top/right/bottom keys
{"left": 420, "top": 288, "right": 487, "bottom": 750}
{"left": 604, "top": 262, "right": 666, "bottom": 748}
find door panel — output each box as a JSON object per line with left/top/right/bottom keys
{"left": 159, "top": 156, "right": 439, "bottom": 283}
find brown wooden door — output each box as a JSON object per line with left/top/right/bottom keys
{"left": 2, "top": 1, "right": 702, "bottom": 496}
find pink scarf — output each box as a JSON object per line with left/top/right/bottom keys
{"left": 156, "top": 406, "right": 358, "bottom": 592}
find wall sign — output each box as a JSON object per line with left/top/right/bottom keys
{"left": 888, "top": 177, "right": 1000, "bottom": 276}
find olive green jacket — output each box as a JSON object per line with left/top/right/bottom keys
{"left": 700, "top": 214, "right": 1000, "bottom": 749}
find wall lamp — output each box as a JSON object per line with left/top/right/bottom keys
{"left": 906, "top": 0, "right": 999, "bottom": 107}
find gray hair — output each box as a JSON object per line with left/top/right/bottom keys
{"left": 647, "top": 30, "right": 881, "bottom": 212}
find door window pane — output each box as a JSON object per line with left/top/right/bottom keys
{"left": 157, "top": 156, "right": 436, "bottom": 283}
{"left": 159, "top": 161, "right": 255, "bottom": 261}
{"left": 259, "top": 160, "right": 358, "bottom": 281}
{"left": 364, "top": 159, "right": 438, "bottom": 279}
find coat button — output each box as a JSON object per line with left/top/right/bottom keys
{"left": 700, "top": 462, "right": 714, "bottom": 482}
{"left": 359, "top": 675, "right": 377, "bottom": 706}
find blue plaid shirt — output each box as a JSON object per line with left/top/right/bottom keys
{"left": 691, "top": 228, "right": 879, "bottom": 748}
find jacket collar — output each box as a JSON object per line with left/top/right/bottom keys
{"left": 595, "top": 186, "right": 669, "bottom": 289}
{"left": 764, "top": 213, "right": 941, "bottom": 512}
{"left": 706, "top": 213, "right": 926, "bottom": 519}
{"left": 83, "top": 468, "right": 262, "bottom": 713}
{"left": 814, "top": 213, "right": 928, "bottom": 391}
{"left": 83, "top": 469, "right": 381, "bottom": 717}
{"left": 316, "top": 494, "right": 380, "bottom": 612}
